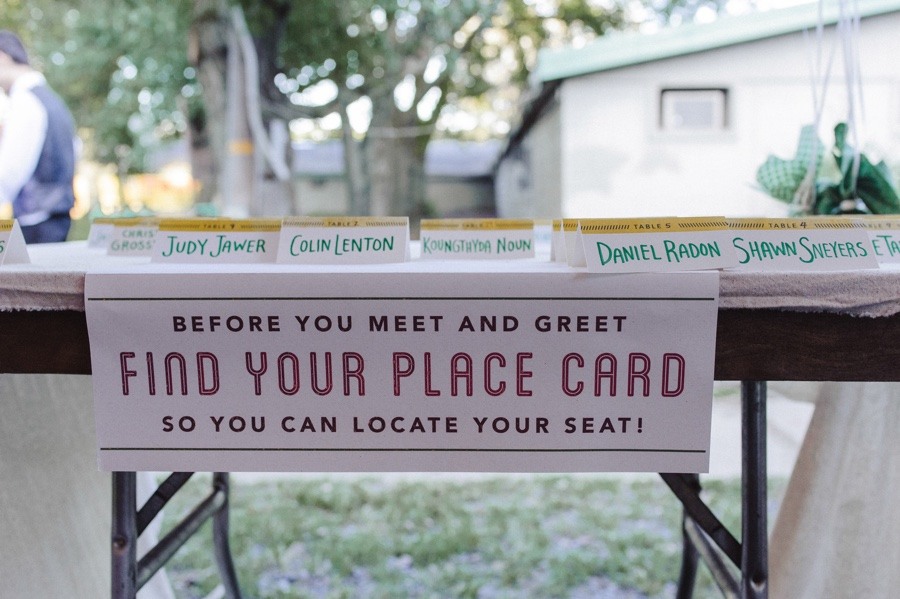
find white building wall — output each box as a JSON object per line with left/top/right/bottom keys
{"left": 496, "top": 101, "right": 562, "bottom": 218}
{"left": 554, "top": 13, "right": 900, "bottom": 218}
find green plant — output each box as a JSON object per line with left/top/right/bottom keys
{"left": 756, "top": 123, "right": 900, "bottom": 215}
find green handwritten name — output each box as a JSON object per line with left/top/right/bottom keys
{"left": 289, "top": 234, "right": 395, "bottom": 256}
{"left": 595, "top": 239, "right": 720, "bottom": 265}
{"left": 160, "top": 235, "right": 267, "bottom": 258}
{"left": 732, "top": 236, "right": 868, "bottom": 264}
{"left": 872, "top": 233, "right": 900, "bottom": 257}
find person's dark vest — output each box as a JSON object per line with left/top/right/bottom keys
{"left": 13, "top": 84, "right": 76, "bottom": 219}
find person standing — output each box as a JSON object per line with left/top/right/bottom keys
{"left": 0, "top": 30, "right": 76, "bottom": 243}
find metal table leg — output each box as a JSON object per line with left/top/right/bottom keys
{"left": 110, "top": 472, "right": 243, "bottom": 599}
{"left": 111, "top": 472, "right": 137, "bottom": 598}
{"left": 665, "top": 380, "right": 769, "bottom": 598}
{"left": 741, "top": 381, "right": 768, "bottom": 599}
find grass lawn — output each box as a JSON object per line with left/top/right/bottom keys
{"left": 161, "top": 474, "right": 785, "bottom": 598}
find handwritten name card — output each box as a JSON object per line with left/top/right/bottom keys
{"left": 87, "top": 217, "right": 117, "bottom": 249}
{"left": 579, "top": 218, "right": 737, "bottom": 273}
{"left": 726, "top": 218, "right": 878, "bottom": 271}
{"left": 277, "top": 216, "right": 409, "bottom": 264}
{"left": 108, "top": 217, "right": 159, "bottom": 256}
{"left": 856, "top": 216, "right": 900, "bottom": 264}
{"left": 152, "top": 219, "right": 281, "bottom": 264}
{"left": 419, "top": 219, "right": 534, "bottom": 260}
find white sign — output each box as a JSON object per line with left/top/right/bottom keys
{"left": 580, "top": 218, "right": 738, "bottom": 273}
{"left": 727, "top": 218, "right": 878, "bottom": 271}
{"left": 152, "top": 219, "right": 281, "bottom": 264}
{"left": 277, "top": 216, "right": 409, "bottom": 264}
{"left": 0, "top": 220, "right": 30, "bottom": 265}
{"left": 85, "top": 268, "right": 719, "bottom": 473}
{"left": 419, "top": 219, "right": 534, "bottom": 260}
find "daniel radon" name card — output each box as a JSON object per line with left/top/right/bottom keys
{"left": 152, "top": 218, "right": 281, "bottom": 264}
{"left": 579, "top": 217, "right": 737, "bottom": 273}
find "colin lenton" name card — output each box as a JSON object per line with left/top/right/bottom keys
{"left": 277, "top": 216, "right": 409, "bottom": 264}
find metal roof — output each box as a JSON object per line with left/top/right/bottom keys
{"left": 535, "top": 0, "right": 900, "bottom": 82}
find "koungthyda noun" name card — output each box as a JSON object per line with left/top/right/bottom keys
{"left": 419, "top": 219, "right": 534, "bottom": 260}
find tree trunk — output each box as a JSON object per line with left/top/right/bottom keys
{"left": 189, "top": 0, "right": 230, "bottom": 211}
{"left": 224, "top": 23, "right": 254, "bottom": 216}
{"left": 254, "top": 117, "right": 297, "bottom": 216}
{"left": 366, "top": 103, "right": 428, "bottom": 218}
{"left": 338, "top": 94, "right": 369, "bottom": 215}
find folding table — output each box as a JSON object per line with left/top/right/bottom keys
{"left": 2, "top": 243, "right": 898, "bottom": 598}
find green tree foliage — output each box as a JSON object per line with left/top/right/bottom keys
{"left": 238, "top": 0, "right": 627, "bottom": 215}
{"left": 3, "top": 0, "right": 718, "bottom": 215}
{"left": 1, "top": 0, "right": 196, "bottom": 172}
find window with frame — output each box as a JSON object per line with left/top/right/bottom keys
{"left": 659, "top": 88, "right": 729, "bottom": 132}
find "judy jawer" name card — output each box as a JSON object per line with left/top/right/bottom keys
{"left": 152, "top": 218, "right": 281, "bottom": 264}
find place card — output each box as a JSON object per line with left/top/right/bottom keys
{"left": 419, "top": 219, "right": 534, "bottom": 260}
{"left": 152, "top": 218, "right": 281, "bottom": 264}
{"left": 551, "top": 219, "right": 565, "bottom": 262}
{"left": 726, "top": 218, "right": 878, "bottom": 271}
{"left": 855, "top": 216, "right": 900, "bottom": 264}
{"left": 579, "top": 217, "right": 738, "bottom": 273}
{"left": 277, "top": 216, "right": 409, "bottom": 264}
{"left": 107, "top": 217, "right": 159, "bottom": 256}
{"left": 563, "top": 219, "right": 586, "bottom": 267}
{"left": 0, "top": 220, "right": 30, "bottom": 264}
{"left": 87, "top": 217, "right": 117, "bottom": 249}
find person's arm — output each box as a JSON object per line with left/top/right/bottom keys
{"left": 0, "top": 87, "right": 48, "bottom": 205}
